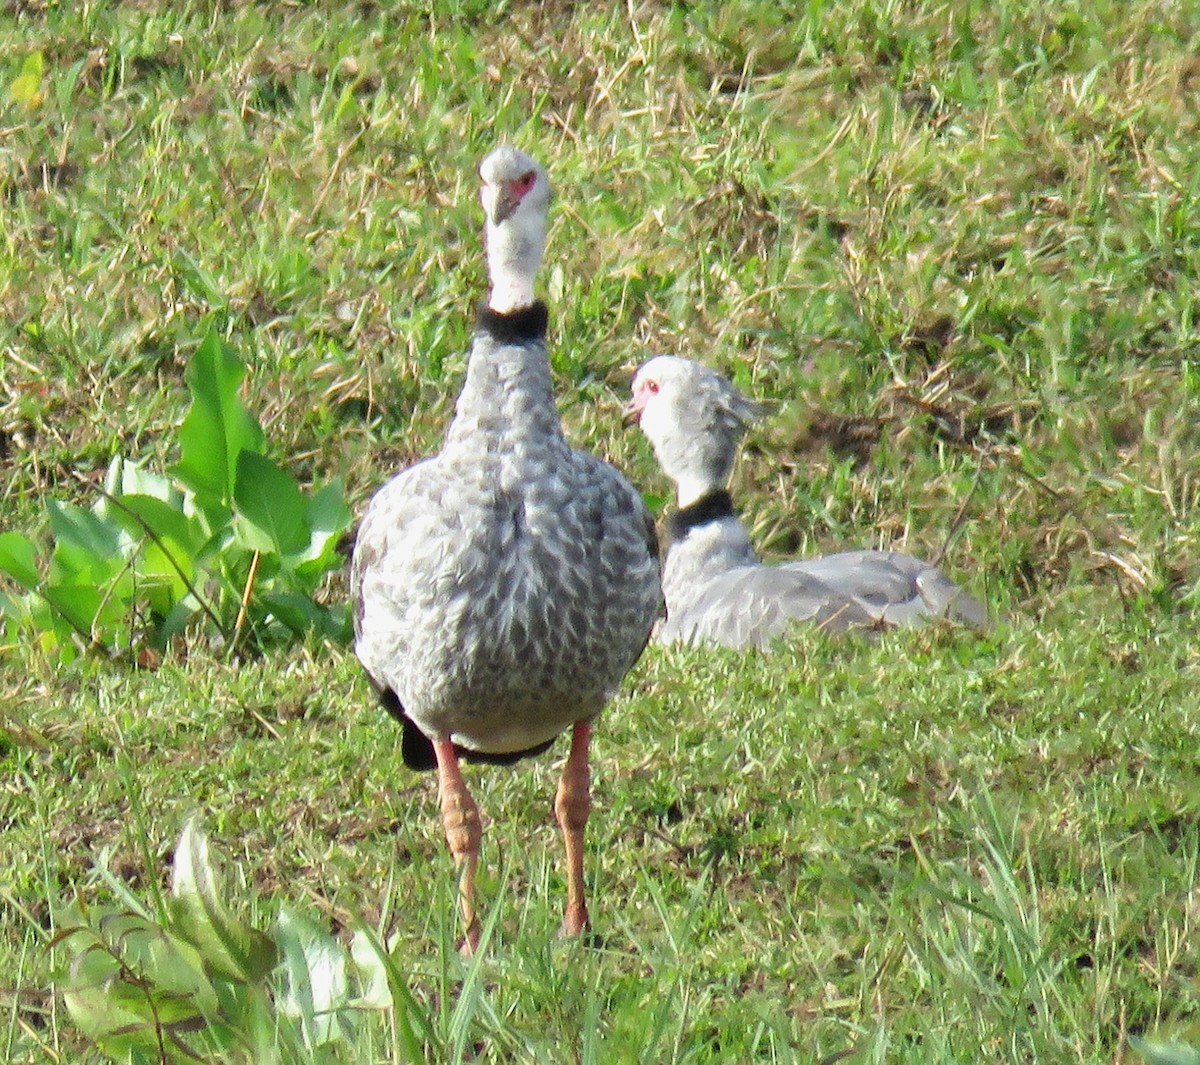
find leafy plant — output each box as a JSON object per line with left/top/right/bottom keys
{"left": 0, "top": 330, "right": 353, "bottom": 662}
{"left": 55, "top": 817, "right": 423, "bottom": 1064}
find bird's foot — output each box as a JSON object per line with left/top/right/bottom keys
{"left": 458, "top": 917, "right": 482, "bottom": 957}
{"left": 558, "top": 901, "right": 590, "bottom": 940}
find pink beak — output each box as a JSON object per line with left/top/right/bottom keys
{"left": 621, "top": 395, "right": 644, "bottom": 427}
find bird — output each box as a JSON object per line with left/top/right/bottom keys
{"left": 350, "top": 146, "right": 661, "bottom": 953}
{"left": 624, "top": 355, "right": 988, "bottom": 650}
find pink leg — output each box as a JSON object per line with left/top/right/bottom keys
{"left": 433, "top": 737, "right": 482, "bottom": 954}
{"left": 554, "top": 720, "right": 592, "bottom": 938}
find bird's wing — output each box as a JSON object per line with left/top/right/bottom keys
{"left": 568, "top": 448, "right": 663, "bottom": 647}
{"left": 663, "top": 563, "right": 877, "bottom": 649}
{"left": 349, "top": 457, "right": 454, "bottom": 679}
{"left": 789, "top": 550, "right": 989, "bottom": 628}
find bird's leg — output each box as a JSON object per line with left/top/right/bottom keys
{"left": 554, "top": 720, "right": 592, "bottom": 938}
{"left": 433, "top": 737, "right": 482, "bottom": 954}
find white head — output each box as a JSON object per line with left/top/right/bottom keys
{"left": 625, "top": 355, "right": 764, "bottom": 506}
{"left": 478, "top": 145, "right": 552, "bottom": 314}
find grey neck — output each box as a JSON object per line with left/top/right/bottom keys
{"left": 445, "top": 301, "right": 565, "bottom": 450}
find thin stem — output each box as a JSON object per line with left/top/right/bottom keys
{"left": 76, "top": 473, "right": 226, "bottom": 638}
{"left": 228, "top": 550, "right": 261, "bottom": 659}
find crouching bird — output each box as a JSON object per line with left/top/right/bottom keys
{"left": 625, "top": 354, "right": 987, "bottom": 649}
{"left": 351, "top": 146, "right": 660, "bottom": 952}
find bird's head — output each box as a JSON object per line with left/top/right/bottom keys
{"left": 478, "top": 145, "right": 553, "bottom": 314}
{"left": 479, "top": 145, "right": 551, "bottom": 225}
{"left": 625, "top": 355, "right": 764, "bottom": 505}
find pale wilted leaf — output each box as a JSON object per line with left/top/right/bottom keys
{"left": 349, "top": 929, "right": 392, "bottom": 1010}
{"left": 1131, "top": 1036, "right": 1200, "bottom": 1065}
{"left": 276, "top": 907, "right": 351, "bottom": 1047}
{"left": 170, "top": 816, "right": 276, "bottom": 982}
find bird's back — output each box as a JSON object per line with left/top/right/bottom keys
{"left": 659, "top": 518, "right": 986, "bottom": 649}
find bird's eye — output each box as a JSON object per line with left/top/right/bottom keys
{"left": 517, "top": 170, "right": 536, "bottom": 192}
{"left": 645, "top": 379, "right": 659, "bottom": 395}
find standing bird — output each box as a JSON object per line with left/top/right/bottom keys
{"left": 350, "top": 147, "right": 660, "bottom": 952}
{"left": 625, "top": 355, "right": 987, "bottom": 649}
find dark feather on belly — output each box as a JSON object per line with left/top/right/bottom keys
{"left": 378, "top": 687, "right": 557, "bottom": 771}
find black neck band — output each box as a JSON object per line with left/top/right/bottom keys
{"left": 667, "top": 490, "right": 735, "bottom": 543}
{"left": 476, "top": 301, "right": 548, "bottom": 343}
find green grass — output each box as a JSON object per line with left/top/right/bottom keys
{"left": 3, "top": 1, "right": 1200, "bottom": 1061}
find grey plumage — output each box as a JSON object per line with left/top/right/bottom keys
{"left": 350, "top": 145, "right": 660, "bottom": 948}
{"left": 626, "top": 355, "right": 988, "bottom": 650}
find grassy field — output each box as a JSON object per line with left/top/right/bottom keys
{"left": 3, "top": 1, "right": 1200, "bottom": 1061}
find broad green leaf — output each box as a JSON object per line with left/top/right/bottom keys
{"left": 84, "top": 911, "right": 217, "bottom": 1021}
{"left": 290, "top": 478, "right": 352, "bottom": 578}
{"left": 108, "top": 493, "right": 207, "bottom": 557}
{"left": 173, "top": 331, "right": 265, "bottom": 504}
{"left": 276, "top": 908, "right": 351, "bottom": 1048}
{"left": 0, "top": 531, "right": 39, "bottom": 589}
{"left": 170, "top": 817, "right": 277, "bottom": 983}
{"left": 47, "top": 543, "right": 121, "bottom": 586}
{"left": 61, "top": 924, "right": 214, "bottom": 1065}
{"left": 259, "top": 593, "right": 324, "bottom": 636}
{"left": 27, "top": 597, "right": 79, "bottom": 661}
{"left": 140, "top": 538, "right": 195, "bottom": 616}
{"left": 155, "top": 596, "right": 203, "bottom": 647}
{"left": 307, "top": 477, "right": 353, "bottom": 540}
{"left": 40, "top": 582, "right": 105, "bottom": 636}
{"left": 57, "top": 906, "right": 206, "bottom": 1065}
{"left": 46, "top": 506, "right": 130, "bottom": 597}
{"left": 104, "top": 454, "right": 182, "bottom": 506}
{"left": 47, "top": 499, "right": 123, "bottom": 561}
{"left": 233, "top": 450, "right": 309, "bottom": 556}
{"left": 261, "top": 594, "right": 349, "bottom": 642}
{"left": 182, "top": 494, "right": 236, "bottom": 554}
{"left": 141, "top": 934, "right": 220, "bottom": 1023}
{"left": 323, "top": 602, "right": 352, "bottom": 642}
{"left": 63, "top": 942, "right": 164, "bottom": 1061}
